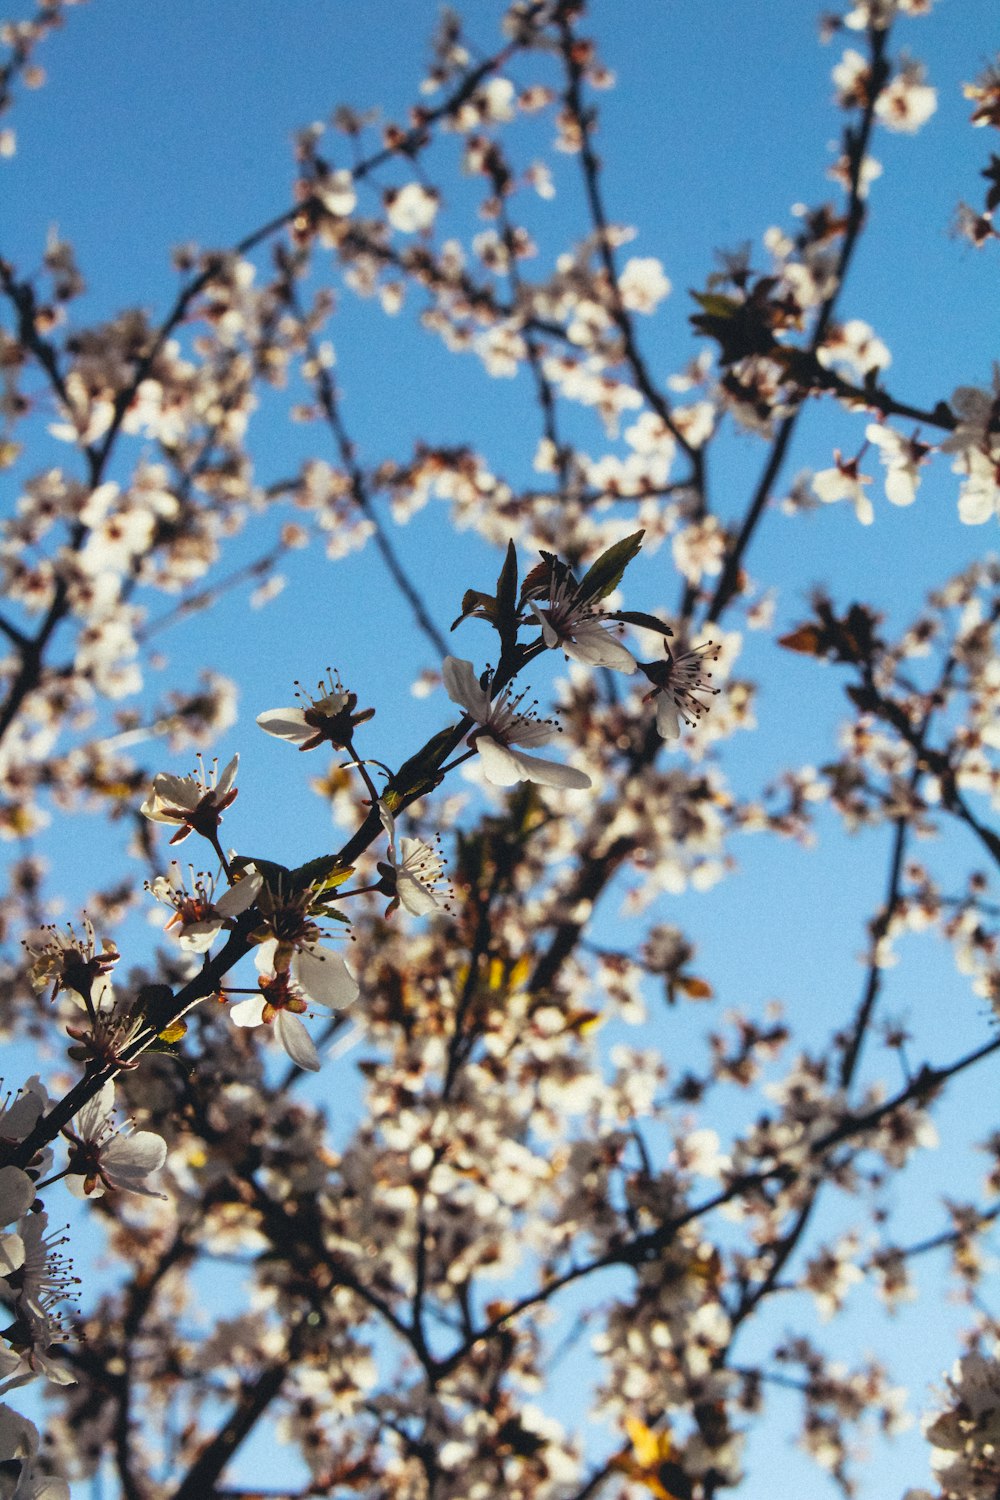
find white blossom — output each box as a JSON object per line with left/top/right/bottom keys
{"left": 443, "top": 656, "right": 591, "bottom": 789}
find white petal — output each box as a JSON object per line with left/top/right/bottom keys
{"left": 255, "top": 708, "right": 312, "bottom": 743}
{"left": 214, "top": 871, "right": 263, "bottom": 917}
{"left": 958, "top": 485, "right": 995, "bottom": 525}
{"left": 528, "top": 600, "right": 560, "bottom": 648}
{"left": 254, "top": 937, "right": 279, "bottom": 974}
{"left": 0, "top": 1229, "right": 24, "bottom": 1276}
{"left": 73, "top": 1081, "right": 115, "bottom": 1142}
{"left": 476, "top": 734, "right": 528, "bottom": 786}
{"left": 176, "top": 918, "right": 225, "bottom": 953}
{"left": 656, "top": 697, "right": 682, "bottom": 739}
{"left": 563, "top": 623, "right": 637, "bottom": 672}
{"left": 884, "top": 469, "right": 917, "bottom": 506}
{"left": 0, "top": 1166, "right": 35, "bottom": 1227}
{"left": 398, "top": 874, "right": 442, "bottom": 916}
{"left": 149, "top": 772, "right": 199, "bottom": 810}
{"left": 230, "top": 995, "right": 267, "bottom": 1028}
{"left": 292, "top": 945, "right": 358, "bottom": 1010}
{"left": 216, "top": 754, "right": 239, "bottom": 797}
{"left": 376, "top": 798, "right": 397, "bottom": 859}
{"left": 506, "top": 716, "right": 557, "bottom": 748}
{"left": 276, "top": 1011, "right": 320, "bottom": 1071}
{"left": 507, "top": 747, "right": 591, "bottom": 789}
{"left": 442, "top": 656, "right": 490, "bottom": 721}
{"left": 103, "top": 1132, "right": 167, "bottom": 1193}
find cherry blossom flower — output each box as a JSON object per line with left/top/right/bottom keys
{"left": 954, "top": 447, "right": 1000, "bottom": 525}
{"left": 21, "top": 917, "right": 119, "bottom": 1010}
{"left": 140, "top": 754, "right": 239, "bottom": 845}
{"left": 62, "top": 1081, "right": 167, "bottom": 1198}
{"left": 940, "top": 376, "right": 1000, "bottom": 524}
{"left": 442, "top": 656, "right": 592, "bottom": 789}
{"left": 230, "top": 958, "right": 351, "bottom": 1072}
{"left": 875, "top": 61, "right": 937, "bottom": 134}
{"left": 384, "top": 182, "right": 440, "bottom": 233}
{"left": 4, "top": 1212, "right": 78, "bottom": 1390}
{"left": 617, "top": 256, "right": 671, "bottom": 314}
{"left": 865, "top": 423, "right": 931, "bottom": 506}
{"left": 812, "top": 451, "right": 874, "bottom": 524}
{"left": 241, "top": 876, "right": 360, "bottom": 1042}
{"left": 638, "top": 640, "right": 721, "bottom": 740}
{"left": 376, "top": 801, "right": 451, "bottom": 916}
{"left": 148, "top": 862, "right": 262, "bottom": 951}
{"left": 257, "top": 670, "right": 374, "bottom": 752}
{"left": 525, "top": 576, "right": 637, "bottom": 673}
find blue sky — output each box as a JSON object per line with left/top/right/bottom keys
{"left": 3, "top": 1, "right": 1000, "bottom": 1496}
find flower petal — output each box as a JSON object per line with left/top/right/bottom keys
{"left": 214, "top": 871, "right": 263, "bottom": 917}
{"left": 292, "top": 945, "right": 358, "bottom": 1010}
{"left": 230, "top": 995, "right": 268, "bottom": 1028}
{"left": 0, "top": 1166, "right": 35, "bottom": 1228}
{"left": 564, "top": 622, "right": 637, "bottom": 673}
{"left": 216, "top": 754, "right": 239, "bottom": 797}
{"left": 276, "top": 1011, "right": 320, "bottom": 1071}
{"left": 507, "top": 747, "right": 592, "bottom": 789}
{"left": 476, "top": 734, "right": 528, "bottom": 786}
{"left": 255, "top": 708, "right": 312, "bottom": 743}
{"left": 656, "top": 697, "right": 682, "bottom": 739}
{"left": 72, "top": 1081, "right": 115, "bottom": 1143}
{"left": 0, "top": 1229, "right": 24, "bottom": 1277}
{"left": 442, "top": 656, "right": 490, "bottom": 721}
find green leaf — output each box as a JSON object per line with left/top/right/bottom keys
{"left": 577, "top": 530, "right": 644, "bottom": 602}
{"left": 690, "top": 291, "right": 741, "bottom": 319}
{"left": 290, "top": 856, "right": 355, "bottom": 894}
{"left": 496, "top": 539, "right": 519, "bottom": 654}
{"left": 609, "top": 609, "right": 674, "bottom": 637}
{"left": 386, "top": 725, "right": 459, "bottom": 803}
{"left": 451, "top": 589, "right": 497, "bottom": 632}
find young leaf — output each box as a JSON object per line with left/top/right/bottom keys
{"left": 610, "top": 609, "right": 674, "bottom": 637}
{"left": 451, "top": 589, "right": 498, "bottom": 632}
{"left": 577, "top": 530, "right": 644, "bottom": 602}
{"left": 495, "top": 539, "right": 519, "bottom": 653}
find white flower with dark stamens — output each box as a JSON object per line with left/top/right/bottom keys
{"left": 148, "top": 862, "right": 262, "bottom": 952}
{"left": 5, "top": 1212, "right": 79, "bottom": 1389}
{"left": 257, "top": 669, "right": 374, "bottom": 751}
{"left": 230, "top": 963, "right": 347, "bottom": 1073}
{"left": 527, "top": 577, "right": 637, "bottom": 673}
{"left": 376, "top": 801, "right": 451, "bottom": 916}
{"left": 638, "top": 640, "right": 721, "bottom": 740}
{"left": 140, "top": 753, "right": 239, "bottom": 845}
{"left": 21, "top": 917, "right": 120, "bottom": 1008}
{"left": 246, "top": 877, "right": 359, "bottom": 1014}
{"left": 250, "top": 935, "right": 358, "bottom": 1013}
{"left": 812, "top": 451, "right": 874, "bottom": 524}
{"left": 63, "top": 1081, "right": 167, "bottom": 1199}
{"left": 442, "top": 656, "right": 592, "bottom": 789}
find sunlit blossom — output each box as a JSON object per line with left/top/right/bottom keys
{"left": 257, "top": 669, "right": 375, "bottom": 752}
{"left": 376, "top": 801, "right": 451, "bottom": 916}
{"left": 140, "top": 754, "right": 239, "bottom": 844}
{"left": 21, "top": 917, "right": 119, "bottom": 1010}
{"left": 148, "top": 862, "right": 262, "bottom": 951}
{"left": 443, "top": 655, "right": 591, "bottom": 789}
{"left": 638, "top": 640, "right": 721, "bottom": 740}
{"left": 526, "top": 575, "right": 636, "bottom": 673}
{"left": 63, "top": 1081, "right": 167, "bottom": 1199}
